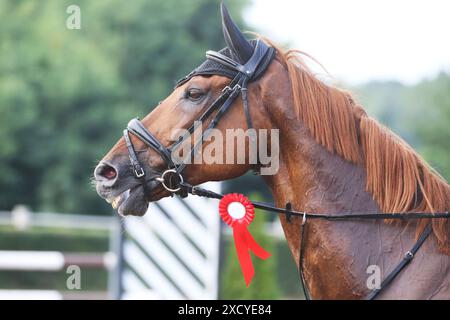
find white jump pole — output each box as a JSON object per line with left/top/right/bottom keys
{"left": 0, "top": 251, "right": 65, "bottom": 271}
{"left": 0, "top": 250, "right": 116, "bottom": 271}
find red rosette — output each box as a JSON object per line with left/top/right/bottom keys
{"left": 219, "top": 193, "right": 255, "bottom": 227}
{"left": 218, "top": 193, "right": 271, "bottom": 287}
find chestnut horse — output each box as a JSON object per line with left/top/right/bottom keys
{"left": 94, "top": 4, "right": 450, "bottom": 299}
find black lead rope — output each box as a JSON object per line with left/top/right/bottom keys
{"left": 178, "top": 181, "right": 449, "bottom": 300}
{"left": 182, "top": 182, "right": 450, "bottom": 220}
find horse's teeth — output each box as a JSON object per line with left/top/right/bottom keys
{"left": 111, "top": 197, "right": 120, "bottom": 209}
{"left": 110, "top": 189, "right": 130, "bottom": 209}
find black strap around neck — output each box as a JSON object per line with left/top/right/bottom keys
{"left": 365, "top": 224, "right": 433, "bottom": 300}
{"left": 296, "top": 219, "right": 433, "bottom": 301}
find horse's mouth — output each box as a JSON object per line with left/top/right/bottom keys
{"left": 106, "top": 180, "right": 169, "bottom": 216}
{"left": 107, "top": 185, "right": 148, "bottom": 216}
{"left": 108, "top": 188, "right": 131, "bottom": 211}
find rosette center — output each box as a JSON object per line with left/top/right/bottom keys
{"left": 227, "top": 202, "right": 246, "bottom": 220}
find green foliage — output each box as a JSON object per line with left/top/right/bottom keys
{"left": 221, "top": 193, "right": 280, "bottom": 299}
{"left": 0, "top": 0, "right": 247, "bottom": 214}
{"left": 402, "top": 73, "right": 450, "bottom": 179}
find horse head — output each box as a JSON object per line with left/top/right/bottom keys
{"left": 94, "top": 3, "right": 282, "bottom": 216}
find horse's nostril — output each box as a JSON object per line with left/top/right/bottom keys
{"left": 95, "top": 163, "right": 117, "bottom": 181}
{"left": 102, "top": 166, "right": 117, "bottom": 180}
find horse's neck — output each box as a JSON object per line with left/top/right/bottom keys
{"left": 254, "top": 69, "right": 450, "bottom": 298}
{"left": 263, "top": 124, "right": 380, "bottom": 298}
{"left": 263, "top": 113, "right": 449, "bottom": 299}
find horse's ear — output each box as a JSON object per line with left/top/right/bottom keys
{"left": 221, "top": 2, "right": 253, "bottom": 63}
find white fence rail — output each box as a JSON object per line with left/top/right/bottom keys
{"left": 0, "top": 206, "right": 115, "bottom": 231}
{"left": 0, "top": 250, "right": 117, "bottom": 271}
{"left": 0, "top": 206, "right": 121, "bottom": 300}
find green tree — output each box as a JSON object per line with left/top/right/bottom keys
{"left": 354, "top": 73, "right": 450, "bottom": 181}
{"left": 0, "top": 0, "right": 247, "bottom": 214}
{"left": 402, "top": 72, "right": 450, "bottom": 180}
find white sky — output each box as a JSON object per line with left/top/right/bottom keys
{"left": 245, "top": 0, "right": 450, "bottom": 85}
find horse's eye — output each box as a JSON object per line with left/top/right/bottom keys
{"left": 185, "top": 88, "right": 204, "bottom": 101}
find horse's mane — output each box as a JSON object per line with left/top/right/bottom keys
{"left": 264, "top": 39, "right": 450, "bottom": 254}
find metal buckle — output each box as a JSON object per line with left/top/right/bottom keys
{"left": 134, "top": 167, "right": 145, "bottom": 178}
{"left": 302, "top": 212, "right": 307, "bottom": 225}
{"left": 222, "top": 86, "right": 232, "bottom": 93}
{"left": 155, "top": 169, "right": 184, "bottom": 193}
{"left": 404, "top": 251, "right": 414, "bottom": 259}
{"left": 222, "top": 84, "right": 242, "bottom": 94}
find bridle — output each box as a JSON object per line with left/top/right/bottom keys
{"left": 121, "top": 39, "right": 450, "bottom": 299}
{"left": 123, "top": 39, "right": 275, "bottom": 195}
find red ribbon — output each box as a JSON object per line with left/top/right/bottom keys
{"left": 219, "top": 193, "right": 271, "bottom": 286}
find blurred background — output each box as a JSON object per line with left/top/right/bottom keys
{"left": 0, "top": 0, "right": 449, "bottom": 299}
